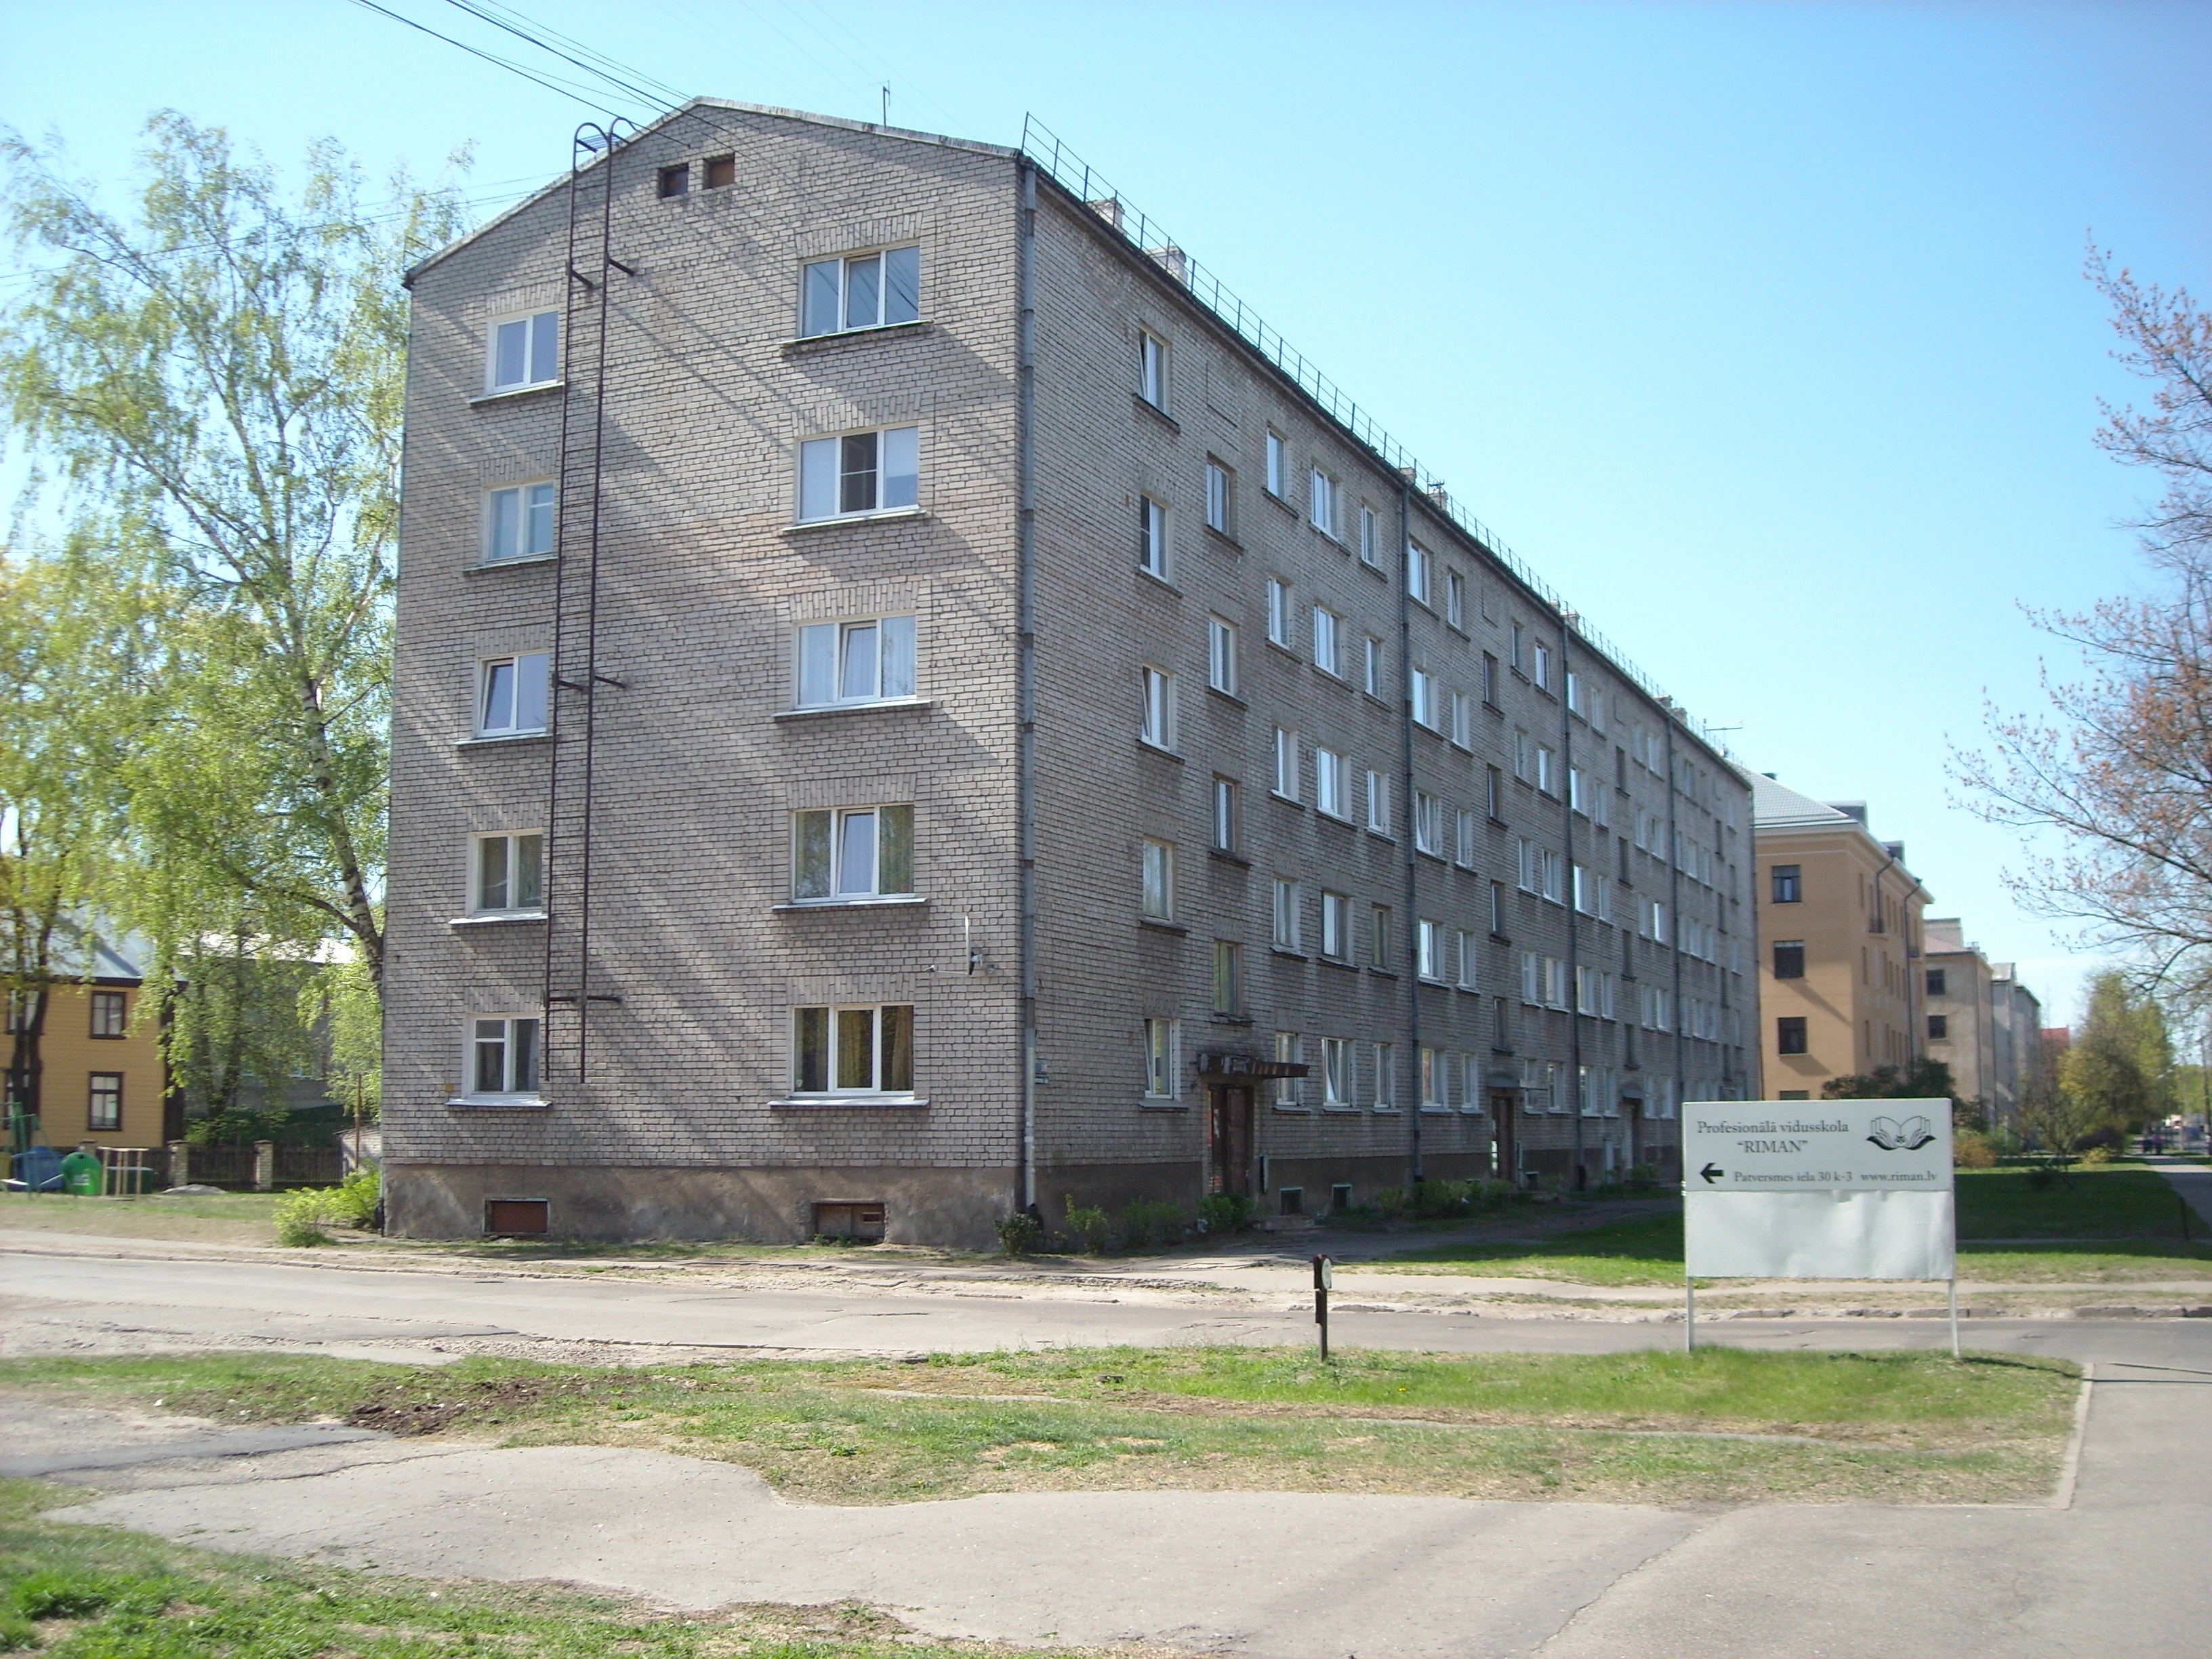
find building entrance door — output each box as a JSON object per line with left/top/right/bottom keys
{"left": 1491, "top": 1094, "right": 1517, "bottom": 1181}
{"left": 1208, "top": 1084, "right": 1254, "bottom": 1196}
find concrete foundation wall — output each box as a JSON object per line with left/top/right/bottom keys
{"left": 386, "top": 1160, "right": 1016, "bottom": 1250}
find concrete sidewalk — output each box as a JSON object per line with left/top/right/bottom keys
{"left": 38, "top": 1339, "right": 2212, "bottom": 1658}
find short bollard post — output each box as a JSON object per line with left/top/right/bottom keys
{"left": 1313, "top": 1253, "right": 1333, "bottom": 1361}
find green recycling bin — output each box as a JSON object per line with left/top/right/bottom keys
{"left": 59, "top": 1149, "right": 104, "bottom": 1197}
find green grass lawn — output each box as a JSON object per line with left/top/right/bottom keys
{"left": 0, "top": 1345, "right": 2082, "bottom": 1508}
{"left": 0, "top": 1477, "right": 1080, "bottom": 1659}
{"left": 1367, "top": 1166, "right": 2212, "bottom": 1284}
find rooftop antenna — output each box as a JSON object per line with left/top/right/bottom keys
{"left": 881, "top": 85, "right": 890, "bottom": 126}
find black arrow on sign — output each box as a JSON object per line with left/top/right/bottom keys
{"left": 1699, "top": 1162, "right": 1725, "bottom": 1184}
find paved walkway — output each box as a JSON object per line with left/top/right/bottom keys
{"left": 2148, "top": 1155, "right": 2212, "bottom": 1231}
{"left": 28, "top": 1331, "right": 2212, "bottom": 1659}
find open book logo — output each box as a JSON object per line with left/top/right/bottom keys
{"left": 1867, "top": 1115, "right": 1936, "bottom": 1151}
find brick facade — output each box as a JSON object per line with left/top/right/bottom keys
{"left": 386, "top": 101, "right": 1755, "bottom": 1246}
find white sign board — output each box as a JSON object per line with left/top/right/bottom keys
{"left": 1683, "top": 1100, "right": 1954, "bottom": 1281}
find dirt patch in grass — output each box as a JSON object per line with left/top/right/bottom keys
{"left": 0, "top": 1477, "right": 1134, "bottom": 1658}
{"left": 0, "top": 1344, "right": 2081, "bottom": 1509}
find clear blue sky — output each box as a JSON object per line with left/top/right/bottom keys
{"left": 6, "top": 0, "right": 2209, "bottom": 1031}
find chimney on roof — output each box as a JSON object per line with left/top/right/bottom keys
{"left": 1761, "top": 771, "right": 1777, "bottom": 779}
{"left": 1145, "top": 245, "right": 1187, "bottom": 283}
{"left": 1425, "top": 483, "right": 1450, "bottom": 509}
{"left": 1087, "top": 198, "right": 1124, "bottom": 230}
{"left": 1826, "top": 800, "right": 1868, "bottom": 825}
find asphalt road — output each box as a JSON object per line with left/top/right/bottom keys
{"left": 9, "top": 1237, "right": 2212, "bottom": 1656}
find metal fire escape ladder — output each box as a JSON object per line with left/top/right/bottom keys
{"left": 541, "top": 119, "right": 636, "bottom": 1087}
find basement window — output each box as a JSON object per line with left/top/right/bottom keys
{"left": 659, "top": 163, "right": 690, "bottom": 198}
{"left": 704, "top": 154, "right": 735, "bottom": 189}
{"left": 813, "top": 1202, "right": 886, "bottom": 1244}
{"left": 485, "top": 1199, "right": 550, "bottom": 1236}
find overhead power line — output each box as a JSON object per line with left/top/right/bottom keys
{"left": 346, "top": 0, "right": 636, "bottom": 117}
{"left": 441, "top": 0, "right": 689, "bottom": 111}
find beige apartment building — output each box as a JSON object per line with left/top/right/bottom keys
{"left": 382, "top": 101, "right": 1757, "bottom": 1246}
{"left": 1746, "top": 773, "right": 1927, "bottom": 1099}
{"left": 1923, "top": 919, "right": 1994, "bottom": 1108}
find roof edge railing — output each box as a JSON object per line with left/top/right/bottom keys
{"left": 1018, "top": 112, "right": 1733, "bottom": 760}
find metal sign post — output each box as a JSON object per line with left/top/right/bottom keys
{"left": 1313, "top": 1254, "right": 1333, "bottom": 1361}
{"left": 1682, "top": 1099, "right": 1959, "bottom": 1359}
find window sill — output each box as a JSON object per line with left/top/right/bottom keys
{"left": 1490, "top": 932, "right": 1512, "bottom": 944}
{"left": 782, "top": 506, "right": 928, "bottom": 535}
{"left": 1136, "top": 568, "right": 1181, "bottom": 596}
{"left": 1133, "top": 392, "right": 1180, "bottom": 431}
{"left": 1420, "top": 1105, "right": 1454, "bottom": 1115}
{"left": 1370, "top": 1106, "right": 1401, "bottom": 1115}
{"left": 449, "top": 912, "right": 549, "bottom": 927}
{"left": 1315, "top": 807, "right": 1355, "bottom": 828}
{"left": 446, "top": 1096, "right": 549, "bottom": 1111}
{"left": 1206, "top": 527, "right": 1244, "bottom": 553}
{"left": 779, "top": 318, "right": 933, "bottom": 353}
{"left": 1208, "top": 1012, "right": 1255, "bottom": 1027}
{"left": 773, "top": 697, "right": 933, "bottom": 722}
{"left": 770, "top": 1094, "right": 930, "bottom": 1109}
{"left": 1368, "top": 966, "right": 1399, "bottom": 981}
{"left": 1137, "top": 740, "right": 1184, "bottom": 762}
{"left": 1309, "top": 526, "right": 1346, "bottom": 552}
{"left": 465, "top": 552, "right": 560, "bottom": 574}
{"left": 1271, "top": 1103, "right": 1313, "bottom": 1115}
{"left": 1269, "top": 946, "right": 1309, "bottom": 962}
{"left": 470, "top": 382, "right": 565, "bottom": 407}
{"left": 1206, "top": 848, "right": 1252, "bottom": 868}
{"left": 1139, "top": 1096, "right": 1191, "bottom": 1111}
{"left": 1206, "top": 685, "right": 1248, "bottom": 710}
{"left": 1268, "top": 792, "right": 1305, "bottom": 809}
{"left": 1318, "top": 956, "right": 1359, "bottom": 972}
{"left": 1418, "top": 975, "right": 1451, "bottom": 988}
{"left": 456, "top": 732, "right": 551, "bottom": 750}
{"left": 1321, "top": 1104, "right": 1361, "bottom": 1115}
{"left": 1265, "top": 490, "right": 1298, "bottom": 516}
{"left": 1366, "top": 830, "right": 1396, "bottom": 844}
{"left": 1137, "top": 917, "right": 1187, "bottom": 935}
{"left": 773, "top": 895, "right": 928, "bottom": 913}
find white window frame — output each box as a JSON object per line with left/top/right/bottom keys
{"left": 1456, "top": 929, "right": 1479, "bottom": 989}
{"left": 1265, "top": 429, "right": 1287, "bottom": 497}
{"left": 1322, "top": 1036, "right": 1352, "bottom": 1107}
{"left": 487, "top": 309, "right": 558, "bottom": 394}
{"left": 1141, "top": 838, "right": 1175, "bottom": 921}
{"left": 1461, "top": 1052, "right": 1486, "bottom": 1113}
{"left": 1267, "top": 577, "right": 1292, "bottom": 646}
{"left": 792, "top": 805, "right": 915, "bottom": 902}
{"left": 1140, "top": 495, "right": 1171, "bottom": 580}
{"left": 1445, "top": 567, "right": 1465, "bottom": 629}
{"left": 1273, "top": 728, "right": 1300, "bottom": 800}
{"left": 1359, "top": 505, "right": 1380, "bottom": 567}
{"left": 798, "top": 424, "right": 920, "bottom": 521}
{"left": 1407, "top": 539, "right": 1433, "bottom": 606}
{"left": 1417, "top": 918, "right": 1443, "bottom": 982}
{"left": 1272, "top": 878, "right": 1303, "bottom": 952}
{"left": 1213, "top": 775, "right": 1241, "bottom": 852}
{"left": 1207, "top": 616, "right": 1239, "bottom": 695}
{"left": 1275, "top": 1031, "right": 1305, "bottom": 1106}
{"left": 1140, "top": 665, "right": 1176, "bottom": 750}
{"left": 1206, "top": 459, "right": 1231, "bottom": 533}
{"left": 477, "top": 652, "right": 550, "bottom": 738}
{"left": 1311, "top": 606, "right": 1342, "bottom": 675}
{"left": 466, "top": 1015, "right": 542, "bottom": 1100}
{"left": 1138, "top": 329, "right": 1169, "bottom": 409}
{"left": 1308, "top": 467, "right": 1336, "bottom": 536}
{"left": 1410, "top": 667, "right": 1439, "bottom": 730}
{"left": 796, "top": 615, "right": 918, "bottom": 709}
{"left": 791, "top": 1003, "right": 916, "bottom": 1097}
{"left": 1366, "top": 769, "right": 1392, "bottom": 836}
{"left": 469, "top": 830, "right": 545, "bottom": 916}
{"left": 1315, "top": 746, "right": 1348, "bottom": 819}
{"left": 1143, "top": 1016, "right": 1180, "bottom": 1100}
{"left": 1454, "top": 808, "right": 1478, "bottom": 867}
{"left": 1414, "top": 791, "right": 1442, "bottom": 856}
{"left": 1536, "top": 745, "right": 1559, "bottom": 796}
{"left": 483, "top": 480, "right": 556, "bottom": 564}
{"left": 1320, "top": 890, "right": 1351, "bottom": 960}
{"left": 1370, "top": 1041, "right": 1396, "bottom": 1110}
{"left": 801, "top": 245, "right": 922, "bottom": 337}
{"left": 1420, "top": 1046, "right": 1446, "bottom": 1110}
{"left": 1363, "top": 635, "right": 1384, "bottom": 697}
{"left": 1450, "top": 690, "right": 1473, "bottom": 749}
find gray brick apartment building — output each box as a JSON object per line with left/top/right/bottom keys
{"left": 384, "top": 100, "right": 1758, "bottom": 1246}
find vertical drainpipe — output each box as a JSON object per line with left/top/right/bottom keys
{"left": 1560, "top": 614, "right": 1582, "bottom": 1187}
{"left": 1016, "top": 161, "right": 1039, "bottom": 1214}
{"left": 1399, "top": 474, "right": 1422, "bottom": 1187}
{"left": 1664, "top": 712, "right": 1686, "bottom": 1125}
